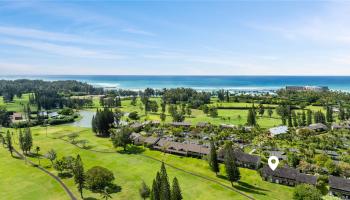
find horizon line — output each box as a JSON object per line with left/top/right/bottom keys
{"left": 4, "top": 74, "right": 350, "bottom": 77}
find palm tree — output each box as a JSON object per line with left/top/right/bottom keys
{"left": 100, "top": 186, "right": 112, "bottom": 200}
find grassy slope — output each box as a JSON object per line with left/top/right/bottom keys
{"left": 0, "top": 148, "right": 68, "bottom": 200}
{"left": 0, "top": 95, "right": 323, "bottom": 199}
{"left": 0, "top": 94, "right": 37, "bottom": 112}
{"left": 3, "top": 125, "right": 294, "bottom": 200}
{"left": 4, "top": 126, "right": 249, "bottom": 200}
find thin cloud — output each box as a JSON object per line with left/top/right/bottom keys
{"left": 122, "top": 28, "right": 156, "bottom": 36}
{"left": 0, "top": 38, "right": 123, "bottom": 59}
{"left": 0, "top": 26, "right": 158, "bottom": 49}
{"left": 1, "top": 1, "right": 156, "bottom": 37}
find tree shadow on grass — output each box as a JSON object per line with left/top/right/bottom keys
{"left": 58, "top": 172, "right": 73, "bottom": 179}
{"left": 118, "top": 145, "right": 145, "bottom": 154}
{"left": 25, "top": 153, "right": 36, "bottom": 158}
{"left": 217, "top": 174, "right": 228, "bottom": 180}
{"left": 233, "top": 185, "right": 267, "bottom": 195}
{"left": 216, "top": 176, "right": 268, "bottom": 195}
{"left": 43, "top": 165, "right": 52, "bottom": 169}
{"left": 237, "top": 181, "right": 269, "bottom": 192}
{"left": 89, "top": 183, "right": 122, "bottom": 195}
{"left": 107, "top": 184, "right": 122, "bottom": 193}
{"left": 80, "top": 145, "right": 93, "bottom": 150}
{"left": 12, "top": 155, "right": 23, "bottom": 160}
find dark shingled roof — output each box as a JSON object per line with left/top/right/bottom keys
{"left": 308, "top": 123, "right": 328, "bottom": 131}
{"left": 234, "top": 150, "right": 261, "bottom": 164}
{"left": 153, "top": 138, "right": 210, "bottom": 155}
{"left": 218, "top": 148, "right": 261, "bottom": 164}
{"left": 296, "top": 173, "right": 317, "bottom": 185}
{"left": 261, "top": 165, "right": 298, "bottom": 179}
{"left": 170, "top": 122, "right": 192, "bottom": 126}
{"left": 144, "top": 137, "right": 160, "bottom": 145}
{"left": 220, "top": 124, "right": 236, "bottom": 129}
{"left": 329, "top": 176, "right": 350, "bottom": 192}
{"left": 261, "top": 165, "right": 317, "bottom": 185}
{"left": 130, "top": 122, "right": 143, "bottom": 129}
{"left": 196, "top": 122, "right": 209, "bottom": 127}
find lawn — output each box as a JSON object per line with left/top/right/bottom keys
{"left": 0, "top": 93, "right": 37, "bottom": 112}
{"left": 2, "top": 125, "right": 250, "bottom": 200}
{"left": 0, "top": 147, "right": 68, "bottom": 200}
{"left": 1, "top": 94, "right": 329, "bottom": 129}
{"left": 115, "top": 97, "right": 283, "bottom": 128}
{"left": 2, "top": 125, "right": 294, "bottom": 200}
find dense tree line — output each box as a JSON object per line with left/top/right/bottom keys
{"left": 162, "top": 88, "right": 211, "bottom": 108}
{"left": 168, "top": 105, "right": 185, "bottom": 122}
{"left": 277, "top": 89, "right": 350, "bottom": 107}
{"left": 92, "top": 108, "right": 115, "bottom": 137}
{"left": 0, "top": 79, "right": 102, "bottom": 102}
{"left": 100, "top": 96, "right": 121, "bottom": 108}
{"left": 65, "top": 98, "right": 93, "bottom": 109}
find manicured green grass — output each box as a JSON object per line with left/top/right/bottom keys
{"left": 3, "top": 125, "right": 252, "bottom": 200}
{"left": 209, "top": 101, "right": 278, "bottom": 108}
{"left": 0, "top": 94, "right": 37, "bottom": 112}
{"left": 143, "top": 150, "right": 294, "bottom": 200}
{"left": 0, "top": 147, "right": 68, "bottom": 200}
{"left": 117, "top": 97, "right": 282, "bottom": 128}
{"left": 2, "top": 125, "right": 294, "bottom": 200}
{"left": 0, "top": 94, "right": 330, "bottom": 128}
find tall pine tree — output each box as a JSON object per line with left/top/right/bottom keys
{"left": 73, "top": 154, "right": 85, "bottom": 199}
{"left": 307, "top": 110, "right": 312, "bottom": 125}
{"left": 24, "top": 128, "right": 33, "bottom": 154}
{"left": 171, "top": 177, "right": 182, "bottom": 200}
{"left": 160, "top": 163, "right": 171, "bottom": 200}
{"left": 288, "top": 114, "right": 293, "bottom": 127}
{"left": 301, "top": 111, "right": 306, "bottom": 126}
{"left": 209, "top": 141, "right": 219, "bottom": 175}
{"left": 326, "top": 106, "right": 333, "bottom": 123}
{"left": 139, "top": 181, "right": 151, "bottom": 200}
{"left": 151, "top": 173, "right": 161, "bottom": 200}
{"left": 247, "top": 108, "right": 257, "bottom": 126}
{"left": 6, "top": 131, "right": 13, "bottom": 156}
{"left": 224, "top": 148, "right": 240, "bottom": 186}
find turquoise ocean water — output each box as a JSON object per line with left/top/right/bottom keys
{"left": 2, "top": 75, "right": 350, "bottom": 91}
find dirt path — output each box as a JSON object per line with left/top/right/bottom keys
{"left": 12, "top": 148, "right": 77, "bottom": 200}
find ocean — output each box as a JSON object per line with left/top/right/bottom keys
{"left": 2, "top": 75, "right": 350, "bottom": 92}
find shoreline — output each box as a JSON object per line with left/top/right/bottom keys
{"left": 1, "top": 75, "right": 350, "bottom": 92}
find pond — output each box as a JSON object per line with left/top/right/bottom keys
{"left": 70, "top": 110, "right": 95, "bottom": 128}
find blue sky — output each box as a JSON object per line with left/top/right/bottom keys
{"left": 0, "top": 1, "right": 350, "bottom": 75}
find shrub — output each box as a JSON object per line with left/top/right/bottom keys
{"left": 128, "top": 111, "right": 140, "bottom": 120}
{"left": 293, "top": 184, "right": 322, "bottom": 200}
{"left": 58, "top": 108, "right": 74, "bottom": 115}
{"left": 86, "top": 166, "right": 115, "bottom": 191}
{"left": 48, "top": 116, "right": 74, "bottom": 125}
